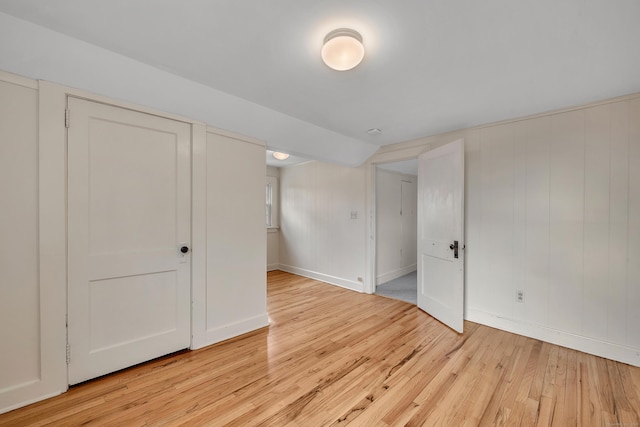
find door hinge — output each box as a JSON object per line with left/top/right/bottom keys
{"left": 65, "top": 109, "right": 70, "bottom": 128}
{"left": 66, "top": 342, "right": 71, "bottom": 365}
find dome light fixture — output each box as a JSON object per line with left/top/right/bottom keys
{"left": 321, "top": 28, "right": 365, "bottom": 71}
{"left": 272, "top": 152, "right": 290, "bottom": 160}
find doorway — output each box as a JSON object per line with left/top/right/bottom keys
{"left": 368, "top": 139, "right": 465, "bottom": 333}
{"left": 374, "top": 159, "right": 418, "bottom": 304}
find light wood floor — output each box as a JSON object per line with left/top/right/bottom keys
{"left": 2, "top": 271, "right": 639, "bottom": 426}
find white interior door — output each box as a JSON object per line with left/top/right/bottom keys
{"left": 67, "top": 98, "right": 191, "bottom": 385}
{"left": 417, "top": 139, "right": 465, "bottom": 333}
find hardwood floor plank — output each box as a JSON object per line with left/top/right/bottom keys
{"left": 528, "top": 341, "right": 552, "bottom": 411}
{"left": 551, "top": 346, "right": 568, "bottom": 425}
{"left": 1, "top": 271, "right": 639, "bottom": 426}
{"left": 607, "top": 359, "right": 640, "bottom": 425}
{"left": 619, "top": 363, "right": 640, "bottom": 420}
{"left": 563, "top": 349, "right": 579, "bottom": 427}
{"left": 536, "top": 395, "right": 556, "bottom": 427}
{"left": 578, "top": 351, "right": 604, "bottom": 426}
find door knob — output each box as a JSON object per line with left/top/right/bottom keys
{"left": 180, "top": 246, "right": 189, "bottom": 254}
{"left": 449, "top": 240, "right": 459, "bottom": 259}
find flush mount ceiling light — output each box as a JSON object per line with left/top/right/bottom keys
{"left": 272, "top": 152, "right": 290, "bottom": 160}
{"left": 321, "top": 28, "right": 365, "bottom": 71}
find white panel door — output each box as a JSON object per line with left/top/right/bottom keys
{"left": 417, "top": 139, "right": 465, "bottom": 333}
{"left": 67, "top": 98, "right": 191, "bottom": 385}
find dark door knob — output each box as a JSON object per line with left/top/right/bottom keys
{"left": 449, "top": 240, "right": 459, "bottom": 259}
{"left": 180, "top": 246, "right": 189, "bottom": 254}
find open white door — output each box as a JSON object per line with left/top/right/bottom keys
{"left": 67, "top": 98, "right": 191, "bottom": 384}
{"left": 417, "top": 139, "right": 464, "bottom": 333}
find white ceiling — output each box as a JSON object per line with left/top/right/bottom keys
{"left": 1, "top": 1, "right": 639, "bottom": 166}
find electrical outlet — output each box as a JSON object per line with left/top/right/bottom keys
{"left": 516, "top": 290, "right": 525, "bottom": 303}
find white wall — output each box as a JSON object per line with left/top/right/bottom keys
{"left": 279, "top": 161, "right": 367, "bottom": 291}
{"left": 375, "top": 169, "right": 417, "bottom": 284}
{"left": 369, "top": 94, "right": 640, "bottom": 366}
{"left": 267, "top": 166, "right": 280, "bottom": 272}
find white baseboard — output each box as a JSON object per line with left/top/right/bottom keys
{"left": 377, "top": 264, "right": 417, "bottom": 285}
{"left": 266, "top": 263, "right": 279, "bottom": 272}
{"left": 190, "top": 313, "right": 270, "bottom": 350}
{"left": 466, "top": 308, "right": 640, "bottom": 367}
{"left": 278, "top": 264, "right": 364, "bottom": 293}
{"left": 0, "top": 389, "right": 65, "bottom": 415}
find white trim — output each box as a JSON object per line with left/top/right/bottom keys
{"left": 372, "top": 92, "right": 640, "bottom": 161}
{"left": 466, "top": 309, "right": 640, "bottom": 368}
{"left": 0, "top": 390, "right": 64, "bottom": 415}
{"left": 364, "top": 162, "right": 376, "bottom": 294}
{"left": 278, "top": 264, "right": 364, "bottom": 293}
{"left": 0, "top": 69, "right": 38, "bottom": 89}
{"left": 190, "top": 123, "right": 208, "bottom": 351}
{"left": 376, "top": 264, "right": 417, "bottom": 285}
{"left": 206, "top": 126, "right": 265, "bottom": 148}
{"left": 190, "top": 314, "right": 269, "bottom": 350}
{"left": 42, "top": 79, "right": 205, "bottom": 126}
{"left": 267, "top": 264, "right": 280, "bottom": 272}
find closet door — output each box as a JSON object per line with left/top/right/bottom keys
{"left": 67, "top": 97, "right": 191, "bottom": 384}
{"left": 400, "top": 179, "right": 417, "bottom": 266}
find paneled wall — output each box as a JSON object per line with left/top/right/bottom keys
{"left": 466, "top": 97, "right": 640, "bottom": 363}
{"left": 191, "top": 129, "right": 268, "bottom": 349}
{"left": 376, "top": 169, "right": 417, "bottom": 284}
{"left": 0, "top": 74, "right": 55, "bottom": 411}
{"left": 0, "top": 79, "right": 38, "bottom": 386}
{"left": 279, "top": 161, "right": 367, "bottom": 291}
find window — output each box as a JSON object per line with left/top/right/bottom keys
{"left": 266, "top": 175, "right": 279, "bottom": 228}
{"left": 266, "top": 182, "right": 273, "bottom": 227}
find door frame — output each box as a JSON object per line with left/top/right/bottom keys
{"left": 364, "top": 135, "right": 467, "bottom": 296}
{"left": 365, "top": 146, "right": 431, "bottom": 295}
{"left": 368, "top": 158, "right": 419, "bottom": 295}
{"left": 65, "top": 96, "right": 194, "bottom": 384}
